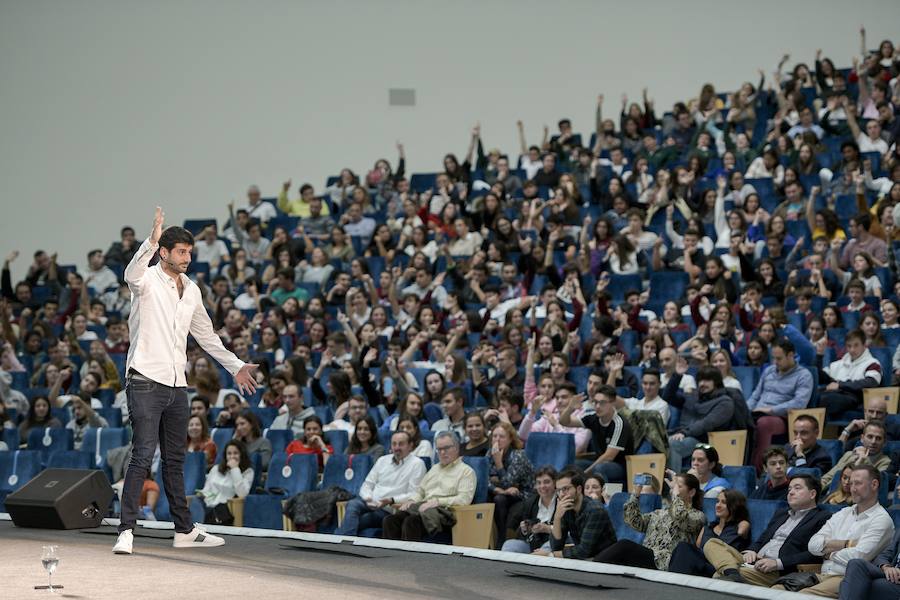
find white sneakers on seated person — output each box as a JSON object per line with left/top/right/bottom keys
{"left": 112, "top": 525, "right": 225, "bottom": 554}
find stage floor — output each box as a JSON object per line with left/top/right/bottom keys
{"left": 0, "top": 518, "right": 809, "bottom": 600}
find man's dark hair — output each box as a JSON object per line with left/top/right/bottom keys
{"left": 864, "top": 419, "right": 887, "bottom": 438}
{"left": 846, "top": 329, "right": 866, "bottom": 345}
{"left": 442, "top": 387, "right": 466, "bottom": 405}
{"left": 597, "top": 384, "right": 617, "bottom": 400}
{"left": 299, "top": 183, "right": 314, "bottom": 194}
{"left": 854, "top": 213, "right": 872, "bottom": 231}
{"left": 120, "top": 226, "right": 134, "bottom": 236}
{"left": 851, "top": 463, "right": 881, "bottom": 484}
{"left": 502, "top": 394, "right": 525, "bottom": 412}
{"left": 558, "top": 119, "right": 571, "bottom": 128}
{"left": 642, "top": 368, "right": 661, "bottom": 382}
{"left": 87, "top": 249, "right": 103, "bottom": 260}
{"left": 277, "top": 267, "right": 294, "bottom": 280}
{"left": 557, "top": 381, "right": 577, "bottom": 395}
{"left": 159, "top": 226, "right": 194, "bottom": 251}
{"left": 794, "top": 413, "right": 820, "bottom": 431}
{"left": 770, "top": 338, "right": 795, "bottom": 355}
{"left": 696, "top": 366, "right": 723, "bottom": 388}
{"left": 763, "top": 446, "right": 788, "bottom": 465}
{"left": 556, "top": 468, "right": 584, "bottom": 489}
{"left": 788, "top": 473, "right": 821, "bottom": 500}
{"left": 535, "top": 466, "right": 558, "bottom": 481}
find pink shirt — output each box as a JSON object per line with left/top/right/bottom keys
{"left": 517, "top": 398, "right": 592, "bottom": 453}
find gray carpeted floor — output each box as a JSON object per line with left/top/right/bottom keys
{"left": 0, "top": 520, "right": 799, "bottom": 599}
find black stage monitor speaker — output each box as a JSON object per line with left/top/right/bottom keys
{"left": 6, "top": 469, "right": 114, "bottom": 529}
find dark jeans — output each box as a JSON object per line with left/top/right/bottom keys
{"left": 118, "top": 371, "right": 192, "bottom": 534}
{"left": 335, "top": 497, "right": 389, "bottom": 536}
{"left": 820, "top": 391, "right": 861, "bottom": 420}
{"left": 667, "top": 541, "right": 714, "bottom": 577}
{"left": 594, "top": 539, "right": 657, "bottom": 569}
{"left": 838, "top": 558, "right": 900, "bottom": 600}
{"left": 490, "top": 492, "right": 522, "bottom": 545}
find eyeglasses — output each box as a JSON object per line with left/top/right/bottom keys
{"left": 435, "top": 445, "right": 455, "bottom": 453}
{"left": 556, "top": 485, "right": 575, "bottom": 494}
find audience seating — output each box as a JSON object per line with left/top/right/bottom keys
{"left": 27, "top": 428, "right": 74, "bottom": 466}
{"left": 625, "top": 454, "right": 665, "bottom": 494}
{"left": 707, "top": 431, "right": 747, "bottom": 467}
{"left": 155, "top": 452, "right": 207, "bottom": 522}
{"left": 524, "top": 432, "right": 576, "bottom": 472}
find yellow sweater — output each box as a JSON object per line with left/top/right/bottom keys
{"left": 409, "top": 458, "right": 477, "bottom": 506}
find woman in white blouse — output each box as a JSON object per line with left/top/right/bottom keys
{"left": 198, "top": 440, "right": 253, "bottom": 517}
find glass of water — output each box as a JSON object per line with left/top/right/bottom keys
{"left": 38, "top": 546, "right": 61, "bottom": 593}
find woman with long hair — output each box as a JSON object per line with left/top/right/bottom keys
{"left": 668, "top": 489, "right": 751, "bottom": 577}
{"left": 396, "top": 416, "right": 433, "bottom": 458}
{"left": 691, "top": 445, "right": 732, "bottom": 498}
{"left": 233, "top": 410, "right": 273, "bottom": 471}
{"left": 461, "top": 412, "right": 490, "bottom": 457}
{"left": 487, "top": 421, "right": 534, "bottom": 545}
{"left": 186, "top": 414, "right": 217, "bottom": 468}
{"left": 347, "top": 415, "right": 384, "bottom": 457}
{"left": 18, "top": 396, "right": 62, "bottom": 442}
{"left": 285, "top": 415, "right": 333, "bottom": 471}
{"left": 594, "top": 471, "right": 706, "bottom": 570}
{"left": 197, "top": 440, "right": 253, "bottom": 525}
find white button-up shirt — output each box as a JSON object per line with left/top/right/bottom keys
{"left": 359, "top": 453, "right": 427, "bottom": 504}
{"left": 125, "top": 238, "right": 244, "bottom": 387}
{"left": 808, "top": 502, "right": 894, "bottom": 575}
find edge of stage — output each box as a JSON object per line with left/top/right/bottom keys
{"left": 0, "top": 514, "right": 812, "bottom": 599}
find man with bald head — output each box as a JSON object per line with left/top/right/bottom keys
{"left": 658, "top": 348, "right": 696, "bottom": 396}
{"left": 270, "top": 384, "right": 315, "bottom": 438}
{"left": 839, "top": 396, "right": 900, "bottom": 451}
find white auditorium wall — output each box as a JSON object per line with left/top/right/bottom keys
{"left": 1, "top": 0, "right": 897, "bottom": 279}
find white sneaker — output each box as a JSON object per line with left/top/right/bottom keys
{"left": 113, "top": 530, "right": 134, "bottom": 555}
{"left": 173, "top": 524, "right": 225, "bottom": 549}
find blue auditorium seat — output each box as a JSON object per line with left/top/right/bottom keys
{"left": 250, "top": 407, "right": 278, "bottom": 429}
{"left": 461, "top": 456, "right": 489, "bottom": 504}
{"left": 27, "top": 428, "right": 74, "bottom": 466}
{"left": 0, "top": 450, "right": 42, "bottom": 510}
{"left": 732, "top": 367, "right": 760, "bottom": 400}
{"left": 722, "top": 466, "right": 756, "bottom": 497}
{"left": 47, "top": 451, "right": 94, "bottom": 470}
{"left": 324, "top": 430, "right": 349, "bottom": 455}
{"left": 818, "top": 440, "right": 844, "bottom": 468}
{"left": 211, "top": 427, "right": 235, "bottom": 462}
{"left": 524, "top": 432, "right": 576, "bottom": 472}
{"left": 606, "top": 492, "right": 662, "bottom": 544}
{"left": 649, "top": 271, "right": 689, "bottom": 304}
{"left": 242, "top": 494, "right": 286, "bottom": 530}
{"left": 747, "top": 499, "right": 787, "bottom": 541}
{"left": 265, "top": 453, "right": 317, "bottom": 497}
{"left": 1, "top": 429, "right": 20, "bottom": 451}
{"left": 264, "top": 428, "right": 293, "bottom": 454}
{"left": 702, "top": 497, "right": 718, "bottom": 523}
{"left": 607, "top": 274, "right": 643, "bottom": 303}
{"left": 81, "top": 427, "right": 128, "bottom": 469}
{"left": 155, "top": 451, "right": 208, "bottom": 522}
{"left": 321, "top": 453, "right": 373, "bottom": 497}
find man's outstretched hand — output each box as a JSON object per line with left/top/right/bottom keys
{"left": 150, "top": 207, "right": 165, "bottom": 245}
{"left": 234, "top": 363, "right": 259, "bottom": 395}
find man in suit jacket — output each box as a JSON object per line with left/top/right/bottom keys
{"left": 838, "top": 524, "right": 900, "bottom": 600}
{"left": 702, "top": 474, "right": 832, "bottom": 586}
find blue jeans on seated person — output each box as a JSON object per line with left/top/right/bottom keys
{"left": 335, "top": 497, "right": 389, "bottom": 536}
{"left": 501, "top": 539, "right": 552, "bottom": 553}
{"left": 667, "top": 436, "right": 700, "bottom": 471}
{"left": 575, "top": 459, "right": 625, "bottom": 483}
{"left": 838, "top": 558, "right": 900, "bottom": 600}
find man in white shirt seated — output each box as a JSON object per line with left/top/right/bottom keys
{"left": 614, "top": 368, "right": 670, "bottom": 424}
{"left": 846, "top": 100, "right": 890, "bottom": 155}
{"left": 83, "top": 249, "right": 119, "bottom": 295}
{"left": 334, "top": 430, "right": 426, "bottom": 536}
{"left": 324, "top": 395, "right": 368, "bottom": 439}
{"left": 193, "top": 225, "right": 230, "bottom": 272}
{"left": 270, "top": 385, "right": 314, "bottom": 439}
{"left": 658, "top": 348, "right": 696, "bottom": 395}
{"left": 242, "top": 184, "right": 277, "bottom": 226}
{"left": 773, "top": 464, "right": 894, "bottom": 596}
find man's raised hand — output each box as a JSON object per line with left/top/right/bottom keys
{"left": 150, "top": 207, "right": 164, "bottom": 245}
{"left": 234, "top": 363, "right": 259, "bottom": 395}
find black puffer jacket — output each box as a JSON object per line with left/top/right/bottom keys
{"left": 663, "top": 374, "right": 734, "bottom": 440}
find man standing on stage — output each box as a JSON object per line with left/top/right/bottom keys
{"left": 113, "top": 207, "right": 258, "bottom": 555}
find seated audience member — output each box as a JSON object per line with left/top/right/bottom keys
{"left": 663, "top": 364, "right": 735, "bottom": 471}
{"left": 461, "top": 412, "right": 490, "bottom": 457}
{"left": 431, "top": 388, "right": 467, "bottom": 443}
{"left": 819, "top": 329, "right": 883, "bottom": 420}
{"left": 668, "top": 489, "right": 751, "bottom": 577}
{"left": 703, "top": 474, "right": 832, "bottom": 586}
{"left": 583, "top": 474, "right": 607, "bottom": 504}
{"left": 196, "top": 440, "right": 254, "bottom": 526}
{"left": 285, "top": 415, "right": 333, "bottom": 471}
{"left": 838, "top": 395, "right": 900, "bottom": 451}
{"left": 594, "top": 471, "right": 705, "bottom": 570}
{"left": 190, "top": 396, "right": 211, "bottom": 425}
{"left": 746, "top": 338, "right": 814, "bottom": 469}
{"left": 487, "top": 422, "right": 534, "bottom": 545}
{"left": 773, "top": 465, "right": 894, "bottom": 596}
{"left": 750, "top": 447, "right": 789, "bottom": 501}
{"left": 501, "top": 467, "right": 558, "bottom": 554}
{"left": 397, "top": 417, "right": 434, "bottom": 458}
{"left": 614, "top": 367, "right": 670, "bottom": 425}
{"left": 66, "top": 397, "right": 108, "bottom": 450}
{"left": 347, "top": 415, "right": 384, "bottom": 458}
{"left": 269, "top": 384, "right": 315, "bottom": 438}
{"left": 233, "top": 410, "right": 273, "bottom": 471}
{"left": 213, "top": 393, "right": 245, "bottom": 428}
{"left": 785, "top": 414, "right": 834, "bottom": 474}
{"left": 691, "top": 444, "right": 731, "bottom": 498}
{"left": 534, "top": 468, "right": 616, "bottom": 560}
{"left": 324, "top": 395, "right": 369, "bottom": 439}
{"left": 839, "top": 525, "right": 900, "bottom": 600}
{"left": 561, "top": 385, "right": 633, "bottom": 483}
{"left": 18, "top": 396, "right": 62, "bottom": 441}
{"left": 821, "top": 421, "right": 891, "bottom": 489}
{"left": 335, "top": 430, "right": 427, "bottom": 537}
{"left": 186, "top": 414, "right": 217, "bottom": 468}
{"left": 382, "top": 431, "right": 476, "bottom": 542}
{"left": 825, "top": 465, "right": 854, "bottom": 507}
{"left": 519, "top": 382, "right": 592, "bottom": 454}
